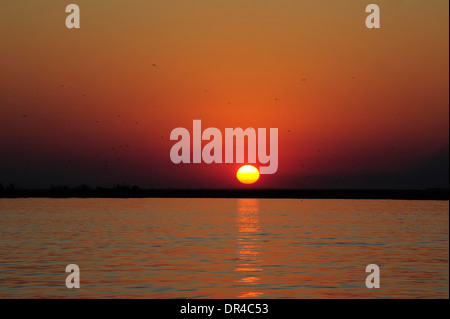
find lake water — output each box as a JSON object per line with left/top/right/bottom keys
{"left": 0, "top": 198, "right": 448, "bottom": 298}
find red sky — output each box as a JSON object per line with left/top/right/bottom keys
{"left": 0, "top": 1, "right": 448, "bottom": 189}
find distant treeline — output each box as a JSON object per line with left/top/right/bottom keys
{"left": 0, "top": 183, "right": 448, "bottom": 200}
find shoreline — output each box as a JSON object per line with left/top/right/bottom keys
{"left": 0, "top": 188, "right": 448, "bottom": 200}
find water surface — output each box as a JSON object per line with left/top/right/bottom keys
{"left": 0, "top": 198, "right": 448, "bottom": 298}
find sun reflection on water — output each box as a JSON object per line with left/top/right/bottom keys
{"left": 235, "top": 199, "right": 264, "bottom": 298}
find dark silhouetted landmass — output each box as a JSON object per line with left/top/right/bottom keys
{"left": 0, "top": 184, "right": 448, "bottom": 200}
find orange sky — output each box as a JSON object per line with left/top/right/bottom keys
{"left": 0, "top": 1, "right": 448, "bottom": 188}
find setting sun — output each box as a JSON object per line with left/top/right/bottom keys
{"left": 236, "top": 165, "right": 260, "bottom": 184}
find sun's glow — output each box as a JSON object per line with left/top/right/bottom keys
{"left": 236, "top": 165, "right": 260, "bottom": 184}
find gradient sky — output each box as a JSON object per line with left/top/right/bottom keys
{"left": 0, "top": 0, "right": 448, "bottom": 189}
